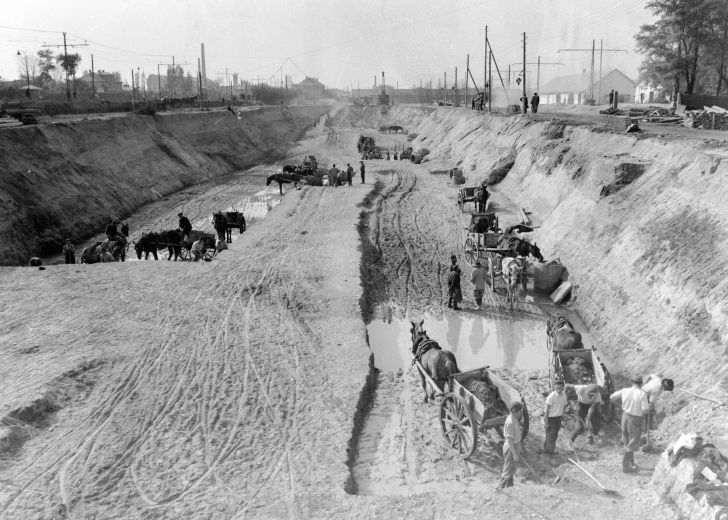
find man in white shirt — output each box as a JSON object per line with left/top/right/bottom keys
{"left": 496, "top": 402, "right": 525, "bottom": 489}
{"left": 543, "top": 380, "right": 568, "bottom": 454}
{"left": 471, "top": 260, "right": 487, "bottom": 309}
{"left": 567, "top": 383, "right": 603, "bottom": 446}
{"left": 641, "top": 374, "right": 674, "bottom": 443}
{"left": 190, "top": 238, "right": 206, "bottom": 261}
{"left": 610, "top": 376, "right": 650, "bottom": 473}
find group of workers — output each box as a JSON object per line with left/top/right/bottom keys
{"left": 327, "top": 162, "right": 366, "bottom": 186}
{"left": 497, "top": 373, "right": 675, "bottom": 489}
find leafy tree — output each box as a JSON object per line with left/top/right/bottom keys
{"left": 16, "top": 51, "right": 39, "bottom": 87}
{"left": 37, "top": 49, "right": 56, "bottom": 86}
{"left": 636, "top": 0, "right": 728, "bottom": 95}
{"left": 56, "top": 52, "right": 82, "bottom": 79}
{"left": 166, "top": 64, "right": 185, "bottom": 97}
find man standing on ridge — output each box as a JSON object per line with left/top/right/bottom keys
{"left": 360, "top": 161, "right": 366, "bottom": 184}
{"left": 531, "top": 92, "right": 540, "bottom": 114}
{"left": 346, "top": 163, "right": 354, "bottom": 186}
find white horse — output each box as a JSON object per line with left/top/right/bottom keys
{"left": 501, "top": 257, "right": 524, "bottom": 310}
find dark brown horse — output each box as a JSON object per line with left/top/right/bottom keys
{"left": 498, "top": 235, "right": 544, "bottom": 262}
{"left": 266, "top": 173, "right": 301, "bottom": 195}
{"left": 547, "top": 313, "right": 583, "bottom": 350}
{"left": 410, "top": 319, "right": 460, "bottom": 403}
{"left": 212, "top": 211, "right": 246, "bottom": 243}
{"left": 134, "top": 230, "right": 183, "bottom": 261}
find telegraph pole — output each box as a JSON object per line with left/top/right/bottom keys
{"left": 522, "top": 32, "right": 527, "bottom": 115}
{"left": 484, "top": 26, "right": 488, "bottom": 108}
{"left": 41, "top": 32, "right": 87, "bottom": 101}
{"left": 91, "top": 54, "right": 95, "bottom": 98}
{"left": 131, "top": 69, "right": 135, "bottom": 110}
{"left": 465, "top": 54, "right": 469, "bottom": 108}
{"left": 510, "top": 60, "right": 563, "bottom": 93}
{"left": 454, "top": 66, "right": 458, "bottom": 106}
{"left": 558, "top": 42, "right": 627, "bottom": 104}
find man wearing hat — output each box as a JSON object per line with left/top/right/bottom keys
{"left": 642, "top": 374, "right": 674, "bottom": 440}
{"left": 63, "top": 238, "right": 76, "bottom": 264}
{"left": 471, "top": 259, "right": 487, "bottom": 309}
{"left": 447, "top": 263, "right": 462, "bottom": 311}
{"left": 178, "top": 212, "right": 192, "bottom": 243}
{"left": 610, "top": 376, "right": 650, "bottom": 473}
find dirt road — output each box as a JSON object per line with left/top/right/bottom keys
{"left": 0, "top": 105, "right": 679, "bottom": 518}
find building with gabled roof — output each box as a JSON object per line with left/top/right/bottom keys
{"left": 539, "top": 68, "right": 636, "bottom": 105}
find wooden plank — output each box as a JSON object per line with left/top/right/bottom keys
{"left": 520, "top": 207, "right": 531, "bottom": 225}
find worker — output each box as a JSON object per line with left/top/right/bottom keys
{"left": 610, "top": 376, "right": 650, "bottom": 473}
{"left": 496, "top": 402, "right": 526, "bottom": 489}
{"left": 471, "top": 260, "right": 487, "bottom": 309}
{"left": 642, "top": 374, "right": 674, "bottom": 439}
{"left": 190, "top": 238, "right": 206, "bottom": 261}
{"left": 543, "top": 379, "right": 567, "bottom": 454}
{"left": 566, "top": 383, "right": 603, "bottom": 446}
{"left": 531, "top": 92, "right": 540, "bottom": 114}
{"left": 105, "top": 220, "right": 118, "bottom": 242}
{"left": 178, "top": 212, "right": 192, "bottom": 243}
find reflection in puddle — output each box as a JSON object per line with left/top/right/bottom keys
{"left": 367, "top": 309, "right": 595, "bottom": 373}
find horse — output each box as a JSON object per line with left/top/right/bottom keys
{"left": 212, "top": 213, "right": 227, "bottom": 242}
{"left": 501, "top": 257, "right": 524, "bottom": 310}
{"left": 547, "top": 313, "right": 584, "bottom": 350}
{"left": 282, "top": 164, "right": 298, "bottom": 174}
{"left": 389, "top": 125, "right": 406, "bottom": 134}
{"left": 498, "top": 236, "right": 544, "bottom": 262}
{"left": 134, "top": 230, "right": 183, "bottom": 261}
{"left": 410, "top": 319, "right": 460, "bottom": 403}
{"left": 474, "top": 186, "right": 490, "bottom": 212}
{"left": 80, "top": 241, "right": 122, "bottom": 264}
{"left": 266, "top": 173, "right": 299, "bottom": 195}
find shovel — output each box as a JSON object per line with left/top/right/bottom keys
{"left": 567, "top": 458, "right": 620, "bottom": 497}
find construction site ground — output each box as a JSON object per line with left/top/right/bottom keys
{"left": 2, "top": 103, "right": 726, "bottom": 519}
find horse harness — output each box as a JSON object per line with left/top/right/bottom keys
{"left": 412, "top": 337, "right": 441, "bottom": 365}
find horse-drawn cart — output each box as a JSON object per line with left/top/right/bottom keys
{"left": 546, "top": 314, "right": 615, "bottom": 419}
{"left": 413, "top": 357, "right": 530, "bottom": 458}
{"left": 212, "top": 211, "right": 246, "bottom": 243}
{"left": 457, "top": 187, "right": 478, "bottom": 212}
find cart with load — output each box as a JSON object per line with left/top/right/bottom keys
{"left": 457, "top": 186, "right": 478, "bottom": 212}
{"left": 546, "top": 317, "right": 615, "bottom": 420}
{"left": 412, "top": 356, "right": 529, "bottom": 458}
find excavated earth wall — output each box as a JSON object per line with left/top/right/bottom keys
{"left": 0, "top": 106, "right": 328, "bottom": 265}
{"left": 394, "top": 106, "right": 728, "bottom": 431}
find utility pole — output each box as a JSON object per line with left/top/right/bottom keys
{"left": 465, "top": 54, "right": 469, "bottom": 108}
{"left": 488, "top": 46, "right": 492, "bottom": 112}
{"left": 599, "top": 39, "right": 603, "bottom": 102}
{"left": 18, "top": 51, "right": 30, "bottom": 98}
{"left": 484, "top": 26, "right": 488, "bottom": 110}
{"left": 41, "top": 32, "right": 87, "bottom": 101}
{"left": 91, "top": 54, "right": 95, "bottom": 98}
{"left": 522, "top": 32, "right": 527, "bottom": 115}
{"left": 131, "top": 69, "right": 136, "bottom": 110}
{"left": 510, "top": 60, "right": 563, "bottom": 92}
{"left": 454, "top": 66, "right": 458, "bottom": 107}
{"left": 444, "top": 71, "right": 447, "bottom": 104}
{"left": 558, "top": 43, "right": 627, "bottom": 104}
{"left": 157, "top": 64, "right": 162, "bottom": 97}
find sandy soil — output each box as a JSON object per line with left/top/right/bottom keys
{"left": 1, "top": 104, "right": 699, "bottom": 519}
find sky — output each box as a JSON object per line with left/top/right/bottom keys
{"left": 1, "top": 0, "right": 656, "bottom": 90}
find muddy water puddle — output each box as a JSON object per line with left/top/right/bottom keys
{"left": 366, "top": 313, "right": 548, "bottom": 373}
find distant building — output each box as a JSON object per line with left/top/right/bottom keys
{"left": 635, "top": 81, "right": 668, "bottom": 104}
{"left": 78, "top": 69, "right": 123, "bottom": 93}
{"left": 540, "top": 68, "right": 635, "bottom": 105}
{"left": 592, "top": 69, "right": 636, "bottom": 104}
{"left": 294, "top": 77, "right": 326, "bottom": 99}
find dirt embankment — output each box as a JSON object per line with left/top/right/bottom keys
{"left": 392, "top": 106, "right": 728, "bottom": 439}
{"left": 0, "top": 105, "right": 329, "bottom": 265}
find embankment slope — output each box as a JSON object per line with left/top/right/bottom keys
{"left": 395, "top": 106, "right": 728, "bottom": 435}
{"left": 0, "top": 105, "right": 328, "bottom": 265}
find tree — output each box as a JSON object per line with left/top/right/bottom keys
{"left": 16, "top": 51, "right": 39, "bottom": 86}
{"left": 166, "top": 65, "right": 185, "bottom": 97}
{"left": 37, "top": 49, "right": 56, "bottom": 87}
{"left": 636, "top": 0, "right": 728, "bottom": 95}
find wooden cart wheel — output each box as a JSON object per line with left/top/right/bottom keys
{"left": 457, "top": 192, "right": 465, "bottom": 212}
{"left": 440, "top": 393, "right": 478, "bottom": 459}
{"left": 464, "top": 237, "right": 478, "bottom": 266}
{"left": 487, "top": 255, "right": 496, "bottom": 289}
{"left": 180, "top": 248, "right": 191, "bottom": 261}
